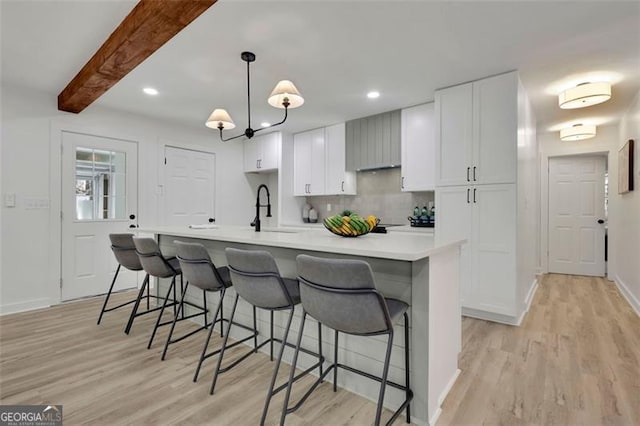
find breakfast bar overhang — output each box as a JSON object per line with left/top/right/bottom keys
{"left": 140, "top": 226, "right": 464, "bottom": 426}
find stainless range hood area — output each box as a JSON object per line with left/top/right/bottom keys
{"left": 346, "top": 109, "right": 402, "bottom": 171}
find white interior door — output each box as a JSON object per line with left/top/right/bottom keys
{"left": 61, "top": 132, "right": 138, "bottom": 301}
{"left": 548, "top": 156, "right": 606, "bottom": 276}
{"left": 163, "top": 146, "right": 215, "bottom": 226}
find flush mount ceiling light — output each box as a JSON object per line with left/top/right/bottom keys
{"left": 558, "top": 82, "right": 611, "bottom": 109}
{"left": 560, "top": 123, "right": 597, "bottom": 141}
{"left": 143, "top": 87, "right": 158, "bottom": 95}
{"left": 367, "top": 91, "right": 380, "bottom": 99}
{"left": 205, "top": 51, "right": 304, "bottom": 141}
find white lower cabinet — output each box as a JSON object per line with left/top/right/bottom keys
{"left": 436, "top": 184, "right": 516, "bottom": 316}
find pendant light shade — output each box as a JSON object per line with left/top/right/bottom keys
{"left": 206, "top": 109, "right": 236, "bottom": 130}
{"left": 560, "top": 124, "right": 596, "bottom": 141}
{"left": 268, "top": 80, "right": 304, "bottom": 109}
{"left": 558, "top": 82, "right": 611, "bottom": 109}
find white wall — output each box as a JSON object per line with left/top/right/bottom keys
{"left": 614, "top": 90, "right": 640, "bottom": 314}
{"left": 0, "top": 84, "right": 267, "bottom": 314}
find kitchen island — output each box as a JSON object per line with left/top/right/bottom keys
{"left": 140, "top": 225, "right": 464, "bottom": 425}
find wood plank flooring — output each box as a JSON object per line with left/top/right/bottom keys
{"left": 1, "top": 273, "right": 638, "bottom": 425}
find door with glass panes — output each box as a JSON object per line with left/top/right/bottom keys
{"left": 61, "top": 131, "right": 138, "bottom": 301}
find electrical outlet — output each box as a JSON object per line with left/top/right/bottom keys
{"left": 327, "top": 203, "right": 332, "bottom": 212}
{"left": 4, "top": 193, "right": 16, "bottom": 208}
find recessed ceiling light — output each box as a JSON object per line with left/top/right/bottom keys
{"left": 143, "top": 87, "right": 158, "bottom": 95}
{"left": 367, "top": 91, "right": 380, "bottom": 99}
{"left": 261, "top": 122, "right": 271, "bottom": 128}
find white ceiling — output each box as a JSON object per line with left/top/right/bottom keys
{"left": 2, "top": 0, "right": 640, "bottom": 136}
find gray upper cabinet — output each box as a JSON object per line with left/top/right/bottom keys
{"left": 346, "top": 109, "right": 401, "bottom": 171}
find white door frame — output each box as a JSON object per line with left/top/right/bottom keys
{"left": 157, "top": 139, "right": 217, "bottom": 226}
{"left": 49, "top": 122, "right": 140, "bottom": 306}
{"left": 540, "top": 150, "right": 611, "bottom": 278}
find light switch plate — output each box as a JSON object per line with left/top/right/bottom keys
{"left": 4, "top": 193, "right": 16, "bottom": 208}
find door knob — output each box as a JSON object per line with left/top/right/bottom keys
{"left": 128, "top": 224, "right": 136, "bottom": 228}
{"left": 129, "top": 214, "right": 136, "bottom": 220}
{"left": 208, "top": 218, "right": 215, "bottom": 223}
{"left": 597, "top": 219, "right": 605, "bottom": 224}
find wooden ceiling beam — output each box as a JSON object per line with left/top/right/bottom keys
{"left": 58, "top": 0, "right": 216, "bottom": 113}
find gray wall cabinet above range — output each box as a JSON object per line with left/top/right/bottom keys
{"left": 346, "top": 109, "right": 401, "bottom": 171}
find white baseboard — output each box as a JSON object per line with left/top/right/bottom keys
{"left": 462, "top": 307, "right": 519, "bottom": 325}
{"left": 517, "top": 279, "right": 539, "bottom": 326}
{"left": 613, "top": 275, "right": 640, "bottom": 316}
{"left": 0, "top": 298, "right": 51, "bottom": 316}
{"left": 429, "top": 368, "right": 461, "bottom": 425}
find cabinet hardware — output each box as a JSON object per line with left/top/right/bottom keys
{"left": 209, "top": 218, "right": 215, "bottom": 223}
{"left": 473, "top": 166, "right": 476, "bottom": 181}
{"left": 467, "top": 188, "right": 470, "bottom": 203}
{"left": 341, "top": 181, "right": 344, "bottom": 192}
{"left": 401, "top": 176, "right": 405, "bottom": 189}
{"left": 467, "top": 167, "right": 470, "bottom": 182}
{"left": 256, "top": 159, "right": 259, "bottom": 169}
{"left": 473, "top": 188, "right": 477, "bottom": 203}
{"left": 129, "top": 224, "right": 136, "bottom": 228}
{"left": 597, "top": 219, "right": 604, "bottom": 224}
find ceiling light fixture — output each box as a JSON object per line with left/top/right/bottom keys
{"left": 560, "top": 123, "right": 596, "bottom": 141}
{"left": 558, "top": 82, "right": 611, "bottom": 109}
{"left": 143, "top": 87, "right": 158, "bottom": 95}
{"left": 367, "top": 91, "right": 380, "bottom": 99}
{"left": 205, "top": 51, "right": 304, "bottom": 141}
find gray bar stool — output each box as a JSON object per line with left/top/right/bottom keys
{"left": 169, "top": 241, "right": 258, "bottom": 379}
{"left": 281, "top": 255, "right": 413, "bottom": 426}
{"left": 129, "top": 237, "right": 207, "bottom": 349}
{"left": 210, "top": 248, "right": 325, "bottom": 426}
{"left": 98, "top": 233, "right": 153, "bottom": 325}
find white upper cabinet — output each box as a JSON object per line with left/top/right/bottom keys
{"left": 244, "top": 132, "right": 280, "bottom": 173}
{"left": 293, "top": 128, "right": 325, "bottom": 196}
{"left": 325, "top": 123, "right": 356, "bottom": 195}
{"left": 401, "top": 102, "right": 436, "bottom": 192}
{"left": 435, "top": 72, "right": 517, "bottom": 186}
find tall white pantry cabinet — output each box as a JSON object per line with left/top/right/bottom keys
{"left": 435, "top": 71, "right": 538, "bottom": 325}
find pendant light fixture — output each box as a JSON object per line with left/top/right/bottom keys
{"left": 560, "top": 123, "right": 597, "bottom": 141}
{"left": 558, "top": 82, "right": 611, "bottom": 109}
{"left": 205, "top": 51, "right": 304, "bottom": 141}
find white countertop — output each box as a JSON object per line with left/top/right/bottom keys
{"left": 140, "top": 225, "right": 463, "bottom": 262}
{"left": 387, "top": 225, "right": 435, "bottom": 234}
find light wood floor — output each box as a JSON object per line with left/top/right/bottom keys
{"left": 1, "top": 274, "right": 638, "bottom": 425}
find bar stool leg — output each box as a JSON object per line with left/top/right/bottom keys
{"left": 333, "top": 330, "right": 339, "bottom": 392}
{"left": 253, "top": 306, "right": 258, "bottom": 352}
{"left": 219, "top": 295, "right": 224, "bottom": 337}
{"left": 124, "top": 273, "right": 149, "bottom": 334}
{"left": 404, "top": 312, "right": 411, "bottom": 423}
{"left": 318, "top": 322, "right": 323, "bottom": 379}
{"left": 210, "top": 293, "right": 239, "bottom": 395}
{"left": 279, "top": 310, "right": 307, "bottom": 426}
{"left": 98, "top": 264, "right": 121, "bottom": 325}
{"left": 270, "top": 310, "right": 274, "bottom": 361}
{"left": 161, "top": 282, "right": 189, "bottom": 360}
{"left": 180, "top": 274, "right": 185, "bottom": 320}
{"left": 146, "top": 275, "right": 150, "bottom": 310}
{"left": 203, "top": 289, "right": 208, "bottom": 328}
{"left": 261, "top": 307, "right": 294, "bottom": 426}
{"left": 172, "top": 275, "right": 178, "bottom": 317}
{"left": 147, "top": 276, "right": 176, "bottom": 349}
{"left": 374, "top": 331, "right": 394, "bottom": 426}
{"left": 193, "top": 288, "right": 226, "bottom": 383}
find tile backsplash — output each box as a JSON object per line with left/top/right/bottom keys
{"left": 305, "top": 168, "right": 434, "bottom": 224}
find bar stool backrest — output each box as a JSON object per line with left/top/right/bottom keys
{"left": 225, "top": 248, "right": 294, "bottom": 309}
{"left": 175, "top": 241, "right": 226, "bottom": 291}
{"left": 296, "top": 254, "right": 392, "bottom": 335}
{"left": 109, "top": 233, "right": 143, "bottom": 271}
{"left": 133, "top": 237, "right": 177, "bottom": 278}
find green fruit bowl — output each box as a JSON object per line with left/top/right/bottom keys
{"left": 322, "top": 216, "right": 380, "bottom": 237}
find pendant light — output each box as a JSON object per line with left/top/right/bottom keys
{"left": 558, "top": 82, "right": 611, "bottom": 109}
{"left": 205, "top": 51, "right": 304, "bottom": 141}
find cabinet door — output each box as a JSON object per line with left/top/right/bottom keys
{"left": 436, "top": 186, "right": 473, "bottom": 305}
{"left": 325, "top": 123, "right": 356, "bottom": 195}
{"left": 435, "top": 83, "right": 473, "bottom": 186}
{"left": 243, "top": 139, "right": 261, "bottom": 172}
{"left": 473, "top": 72, "right": 517, "bottom": 184}
{"left": 259, "top": 132, "right": 280, "bottom": 171}
{"left": 470, "top": 184, "right": 516, "bottom": 315}
{"left": 309, "top": 128, "right": 326, "bottom": 195}
{"left": 293, "top": 132, "right": 312, "bottom": 196}
{"left": 401, "top": 103, "right": 435, "bottom": 192}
